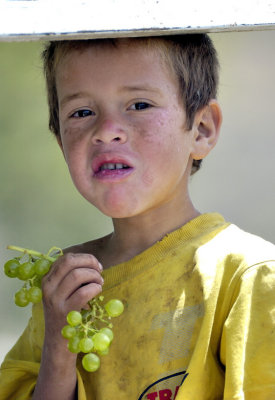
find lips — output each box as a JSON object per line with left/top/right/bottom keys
{"left": 92, "top": 153, "right": 134, "bottom": 180}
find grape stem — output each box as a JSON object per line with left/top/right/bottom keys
{"left": 7, "top": 245, "right": 60, "bottom": 262}
{"left": 87, "top": 299, "right": 110, "bottom": 325}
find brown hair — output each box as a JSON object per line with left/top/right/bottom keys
{"left": 42, "top": 34, "right": 219, "bottom": 174}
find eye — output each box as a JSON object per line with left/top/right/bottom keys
{"left": 70, "top": 109, "right": 94, "bottom": 118}
{"left": 129, "top": 102, "right": 152, "bottom": 111}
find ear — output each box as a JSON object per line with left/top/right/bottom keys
{"left": 191, "top": 100, "right": 222, "bottom": 160}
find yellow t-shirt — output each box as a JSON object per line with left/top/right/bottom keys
{"left": 1, "top": 213, "right": 275, "bottom": 400}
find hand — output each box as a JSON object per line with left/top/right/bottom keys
{"left": 42, "top": 253, "right": 104, "bottom": 349}
{"left": 32, "top": 253, "right": 103, "bottom": 400}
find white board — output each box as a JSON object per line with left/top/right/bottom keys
{"left": 1, "top": 0, "right": 275, "bottom": 41}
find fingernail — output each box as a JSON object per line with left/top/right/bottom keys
{"left": 99, "top": 262, "right": 103, "bottom": 271}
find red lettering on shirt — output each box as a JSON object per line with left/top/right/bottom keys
{"left": 173, "top": 386, "right": 179, "bottom": 399}
{"left": 146, "top": 386, "right": 181, "bottom": 400}
{"left": 159, "top": 389, "right": 173, "bottom": 399}
{"left": 146, "top": 392, "right": 158, "bottom": 400}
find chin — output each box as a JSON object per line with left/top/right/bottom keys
{"left": 98, "top": 200, "right": 146, "bottom": 219}
{"left": 99, "top": 206, "right": 138, "bottom": 219}
{"left": 81, "top": 187, "right": 148, "bottom": 218}
{"left": 92, "top": 191, "right": 143, "bottom": 219}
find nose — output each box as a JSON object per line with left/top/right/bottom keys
{"left": 92, "top": 117, "right": 127, "bottom": 145}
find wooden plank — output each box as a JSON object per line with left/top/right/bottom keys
{"left": 1, "top": 0, "right": 275, "bottom": 41}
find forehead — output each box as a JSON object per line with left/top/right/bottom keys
{"left": 54, "top": 39, "right": 180, "bottom": 99}
{"left": 54, "top": 38, "right": 174, "bottom": 80}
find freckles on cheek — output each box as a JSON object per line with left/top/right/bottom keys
{"left": 60, "top": 128, "right": 85, "bottom": 164}
{"left": 62, "top": 127, "right": 86, "bottom": 144}
{"left": 135, "top": 112, "right": 170, "bottom": 143}
{"left": 61, "top": 127, "right": 87, "bottom": 154}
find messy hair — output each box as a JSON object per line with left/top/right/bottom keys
{"left": 42, "top": 34, "right": 219, "bottom": 174}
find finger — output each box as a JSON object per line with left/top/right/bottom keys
{"left": 49, "top": 253, "right": 102, "bottom": 278}
{"left": 56, "top": 267, "right": 104, "bottom": 301}
{"left": 42, "top": 253, "right": 103, "bottom": 293}
{"left": 66, "top": 282, "right": 103, "bottom": 310}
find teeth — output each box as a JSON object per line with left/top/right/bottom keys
{"left": 100, "top": 163, "right": 129, "bottom": 171}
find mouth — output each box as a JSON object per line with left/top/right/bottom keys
{"left": 98, "top": 163, "right": 131, "bottom": 172}
{"left": 92, "top": 155, "right": 134, "bottom": 180}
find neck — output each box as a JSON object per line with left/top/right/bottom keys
{"left": 104, "top": 194, "right": 199, "bottom": 267}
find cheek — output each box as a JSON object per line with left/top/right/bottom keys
{"left": 136, "top": 116, "right": 191, "bottom": 188}
{"left": 141, "top": 169, "right": 155, "bottom": 187}
{"left": 136, "top": 113, "right": 180, "bottom": 158}
{"left": 132, "top": 112, "right": 173, "bottom": 150}
{"left": 60, "top": 127, "right": 88, "bottom": 163}
{"left": 136, "top": 122, "right": 181, "bottom": 186}
{"left": 61, "top": 126, "right": 87, "bottom": 146}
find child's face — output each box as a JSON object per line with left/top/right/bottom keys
{"left": 56, "top": 42, "right": 197, "bottom": 218}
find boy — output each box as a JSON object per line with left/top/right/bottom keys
{"left": 1, "top": 34, "right": 275, "bottom": 400}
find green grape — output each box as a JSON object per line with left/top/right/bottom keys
{"left": 99, "top": 327, "right": 114, "bottom": 342}
{"left": 92, "top": 332, "right": 111, "bottom": 352}
{"left": 104, "top": 299, "right": 124, "bottom": 317}
{"left": 79, "top": 337, "right": 94, "bottom": 353}
{"left": 62, "top": 297, "right": 124, "bottom": 371}
{"left": 32, "top": 275, "right": 42, "bottom": 288}
{"left": 17, "top": 261, "right": 35, "bottom": 281}
{"left": 82, "top": 353, "right": 100, "bottom": 372}
{"left": 4, "top": 259, "right": 20, "bottom": 278}
{"left": 97, "top": 347, "right": 109, "bottom": 356}
{"left": 61, "top": 325, "right": 77, "bottom": 339}
{"left": 34, "top": 258, "right": 52, "bottom": 276}
{"left": 4, "top": 245, "right": 62, "bottom": 309}
{"left": 68, "top": 335, "right": 81, "bottom": 353}
{"left": 67, "top": 311, "right": 82, "bottom": 327}
{"left": 14, "top": 288, "right": 29, "bottom": 307}
{"left": 27, "top": 286, "right": 42, "bottom": 303}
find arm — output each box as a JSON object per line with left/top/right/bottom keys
{"left": 32, "top": 342, "right": 77, "bottom": 400}
{"left": 32, "top": 253, "right": 104, "bottom": 400}
{"left": 220, "top": 261, "right": 275, "bottom": 399}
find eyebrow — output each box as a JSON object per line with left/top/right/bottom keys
{"left": 60, "top": 92, "right": 90, "bottom": 108}
{"left": 119, "top": 85, "right": 162, "bottom": 95}
{"left": 60, "top": 85, "right": 162, "bottom": 108}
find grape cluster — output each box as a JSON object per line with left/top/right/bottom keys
{"left": 3, "top": 245, "right": 61, "bottom": 307}
{"left": 62, "top": 296, "right": 124, "bottom": 372}
{"left": 3, "top": 245, "right": 125, "bottom": 373}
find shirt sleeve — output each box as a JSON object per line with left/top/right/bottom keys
{"left": 0, "top": 302, "right": 87, "bottom": 400}
{"left": 0, "top": 314, "right": 41, "bottom": 400}
{"left": 220, "top": 261, "right": 275, "bottom": 400}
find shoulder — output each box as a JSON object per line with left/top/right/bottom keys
{"left": 199, "top": 223, "right": 275, "bottom": 265}
{"left": 62, "top": 234, "right": 112, "bottom": 260}
{"left": 194, "top": 223, "right": 275, "bottom": 294}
